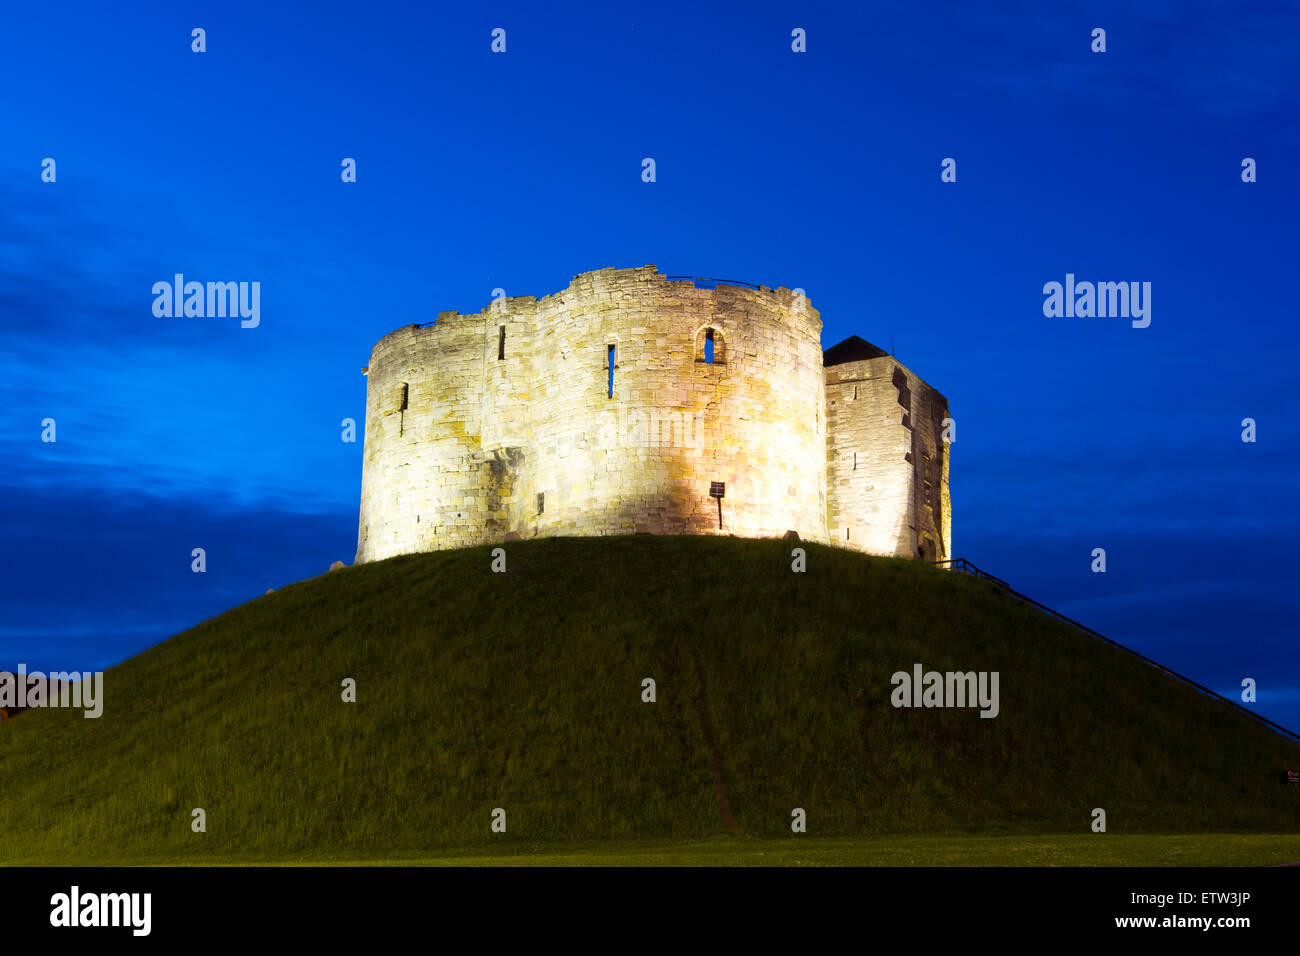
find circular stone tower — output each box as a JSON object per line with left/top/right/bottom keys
{"left": 355, "top": 265, "right": 828, "bottom": 563}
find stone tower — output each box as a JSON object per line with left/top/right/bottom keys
{"left": 354, "top": 266, "right": 950, "bottom": 564}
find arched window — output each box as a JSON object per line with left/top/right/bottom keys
{"left": 694, "top": 327, "right": 725, "bottom": 364}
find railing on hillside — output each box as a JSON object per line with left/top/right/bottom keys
{"left": 932, "top": 558, "right": 1300, "bottom": 745}
{"left": 409, "top": 278, "right": 764, "bottom": 329}
{"left": 666, "top": 275, "right": 763, "bottom": 291}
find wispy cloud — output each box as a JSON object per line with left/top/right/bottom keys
{"left": 0, "top": 181, "right": 364, "bottom": 511}
{"left": 0, "top": 482, "right": 354, "bottom": 671}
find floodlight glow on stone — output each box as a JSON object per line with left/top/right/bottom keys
{"left": 353, "top": 266, "right": 951, "bottom": 563}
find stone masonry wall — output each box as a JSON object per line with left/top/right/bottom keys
{"left": 824, "top": 356, "right": 951, "bottom": 560}
{"left": 355, "top": 266, "right": 829, "bottom": 563}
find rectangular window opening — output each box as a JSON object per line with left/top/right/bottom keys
{"left": 536, "top": 492, "right": 545, "bottom": 515}
{"left": 498, "top": 326, "right": 505, "bottom": 360}
{"left": 704, "top": 330, "right": 715, "bottom": 364}
{"left": 607, "top": 344, "right": 615, "bottom": 397}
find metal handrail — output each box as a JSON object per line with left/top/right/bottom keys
{"left": 666, "top": 275, "right": 763, "bottom": 291}
{"left": 933, "top": 558, "right": 1300, "bottom": 745}
{"left": 410, "top": 277, "right": 766, "bottom": 327}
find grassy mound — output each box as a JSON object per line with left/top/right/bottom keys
{"left": 1, "top": 535, "right": 1295, "bottom": 863}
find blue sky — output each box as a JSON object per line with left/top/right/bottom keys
{"left": 2, "top": 1, "right": 1297, "bottom": 728}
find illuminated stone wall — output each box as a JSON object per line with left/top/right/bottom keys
{"left": 355, "top": 266, "right": 950, "bottom": 564}
{"left": 824, "top": 354, "right": 951, "bottom": 561}
{"left": 355, "top": 266, "right": 831, "bottom": 563}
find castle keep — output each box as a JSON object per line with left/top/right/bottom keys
{"left": 354, "top": 266, "right": 951, "bottom": 564}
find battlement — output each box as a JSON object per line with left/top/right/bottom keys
{"left": 354, "top": 266, "right": 949, "bottom": 564}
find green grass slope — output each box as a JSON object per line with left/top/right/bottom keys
{"left": 1, "top": 535, "right": 1296, "bottom": 864}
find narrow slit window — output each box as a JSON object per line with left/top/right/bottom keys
{"left": 498, "top": 326, "right": 505, "bottom": 360}
{"left": 536, "top": 492, "right": 545, "bottom": 515}
{"left": 853, "top": 452, "right": 857, "bottom": 471}
{"left": 607, "top": 344, "right": 615, "bottom": 397}
{"left": 696, "top": 327, "right": 725, "bottom": 364}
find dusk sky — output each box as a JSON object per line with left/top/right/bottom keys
{"left": 2, "top": 2, "right": 1297, "bottom": 728}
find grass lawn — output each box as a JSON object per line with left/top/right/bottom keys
{"left": 20, "top": 833, "right": 1298, "bottom": 867}
{"left": 3, "top": 537, "right": 1296, "bottom": 864}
